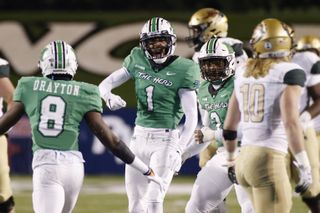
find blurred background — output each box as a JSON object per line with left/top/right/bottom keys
{"left": 0, "top": 1, "right": 319, "bottom": 212}
{"left": 2, "top": 0, "right": 320, "bottom": 176}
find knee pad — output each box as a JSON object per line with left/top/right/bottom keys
{"left": 0, "top": 196, "right": 15, "bottom": 213}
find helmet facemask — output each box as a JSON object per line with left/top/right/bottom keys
{"left": 186, "top": 23, "right": 209, "bottom": 48}
{"left": 199, "top": 56, "right": 233, "bottom": 85}
{"left": 140, "top": 17, "right": 177, "bottom": 64}
{"left": 140, "top": 34, "right": 173, "bottom": 64}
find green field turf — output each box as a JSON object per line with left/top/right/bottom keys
{"left": 12, "top": 175, "right": 308, "bottom": 213}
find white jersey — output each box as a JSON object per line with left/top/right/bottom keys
{"left": 292, "top": 51, "right": 320, "bottom": 112}
{"left": 234, "top": 62, "right": 305, "bottom": 153}
{"left": 293, "top": 52, "right": 320, "bottom": 132}
{"left": 0, "top": 58, "right": 9, "bottom": 117}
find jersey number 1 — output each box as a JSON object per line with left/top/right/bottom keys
{"left": 38, "top": 96, "right": 66, "bottom": 137}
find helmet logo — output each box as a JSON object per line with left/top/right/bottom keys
{"left": 264, "top": 42, "right": 272, "bottom": 49}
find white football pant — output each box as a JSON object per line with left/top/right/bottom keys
{"left": 125, "top": 125, "right": 181, "bottom": 213}
{"left": 185, "top": 148, "right": 254, "bottom": 213}
{"left": 32, "top": 150, "right": 85, "bottom": 213}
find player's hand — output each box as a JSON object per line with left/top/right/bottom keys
{"left": 194, "top": 129, "right": 204, "bottom": 144}
{"left": 145, "top": 169, "right": 166, "bottom": 193}
{"left": 294, "top": 162, "right": 312, "bottom": 194}
{"left": 104, "top": 93, "right": 126, "bottom": 111}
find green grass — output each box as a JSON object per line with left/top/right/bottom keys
{"left": 12, "top": 175, "right": 308, "bottom": 212}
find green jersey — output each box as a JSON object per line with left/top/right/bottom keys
{"left": 198, "top": 77, "right": 234, "bottom": 147}
{"left": 123, "top": 47, "right": 200, "bottom": 129}
{"left": 13, "top": 76, "right": 102, "bottom": 152}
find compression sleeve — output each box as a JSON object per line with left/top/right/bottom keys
{"left": 98, "top": 67, "right": 131, "bottom": 99}
{"left": 178, "top": 89, "right": 198, "bottom": 151}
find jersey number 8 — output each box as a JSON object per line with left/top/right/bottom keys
{"left": 38, "top": 96, "right": 66, "bottom": 137}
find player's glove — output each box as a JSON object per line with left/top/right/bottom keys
{"left": 196, "top": 127, "right": 222, "bottom": 144}
{"left": 228, "top": 166, "right": 238, "bottom": 184}
{"left": 294, "top": 161, "right": 312, "bottom": 194}
{"left": 104, "top": 93, "right": 126, "bottom": 111}
{"left": 144, "top": 169, "right": 166, "bottom": 193}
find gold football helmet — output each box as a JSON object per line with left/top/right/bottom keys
{"left": 296, "top": 35, "right": 320, "bottom": 55}
{"left": 250, "top": 18, "right": 294, "bottom": 58}
{"left": 186, "top": 8, "right": 228, "bottom": 50}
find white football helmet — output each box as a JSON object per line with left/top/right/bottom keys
{"left": 38, "top": 40, "right": 78, "bottom": 78}
{"left": 198, "top": 37, "right": 235, "bottom": 85}
{"left": 140, "top": 17, "right": 177, "bottom": 64}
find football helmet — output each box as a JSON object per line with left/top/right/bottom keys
{"left": 186, "top": 8, "right": 228, "bottom": 50}
{"left": 39, "top": 40, "right": 78, "bottom": 78}
{"left": 198, "top": 37, "right": 235, "bottom": 85}
{"left": 140, "top": 17, "right": 177, "bottom": 64}
{"left": 296, "top": 35, "right": 320, "bottom": 55}
{"left": 250, "top": 18, "right": 294, "bottom": 58}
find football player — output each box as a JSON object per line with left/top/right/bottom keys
{"left": 184, "top": 37, "right": 254, "bottom": 213}
{"left": 0, "top": 40, "right": 164, "bottom": 213}
{"left": 99, "top": 17, "right": 200, "bottom": 213}
{"left": 223, "top": 18, "right": 312, "bottom": 213}
{"left": 186, "top": 8, "right": 248, "bottom": 170}
{"left": 0, "top": 58, "right": 15, "bottom": 213}
{"left": 291, "top": 34, "right": 320, "bottom": 212}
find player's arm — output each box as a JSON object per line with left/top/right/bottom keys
{"left": 281, "top": 85, "right": 308, "bottom": 156}
{"left": 0, "top": 77, "right": 15, "bottom": 110}
{"left": 84, "top": 111, "right": 164, "bottom": 189}
{"left": 281, "top": 84, "right": 312, "bottom": 193}
{"left": 178, "top": 88, "right": 198, "bottom": 152}
{"left": 304, "top": 83, "right": 320, "bottom": 118}
{"left": 223, "top": 91, "right": 240, "bottom": 160}
{"left": 0, "top": 102, "right": 25, "bottom": 135}
{"left": 98, "top": 67, "right": 131, "bottom": 110}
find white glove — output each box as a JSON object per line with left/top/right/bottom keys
{"left": 294, "top": 162, "right": 312, "bottom": 194}
{"left": 199, "top": 127, "right": 223, "bottom": 143}
{"left": 145, "top": 169, "right": 166, "bottom": 193}
{"left": 104, "top": 93, "right": 126, "bottom": 111}
{"left": 299, "top": 111, "right": 313, "bottom": 130}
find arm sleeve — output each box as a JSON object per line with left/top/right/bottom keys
{"left": 98, "top": 67, "right": 131, "bottom": 99}
{"left": 178, "top": 89, "right": 198, "bottom": 150}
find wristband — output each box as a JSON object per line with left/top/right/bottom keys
{"left": 200, "top": 126, "right": 216, "bottom": 142}
{"left": 227, "top": 151, "right": 236, "bottom": 161}
{"left": 223, "top": 129, "right": 237, "bottom": 141}
{"left": 130, "top": 157, "right": 149, "bottom": 174}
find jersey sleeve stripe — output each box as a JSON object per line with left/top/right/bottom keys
{"left": 311, "top": 61, "right": 320, "bottom": 74}
{"left": 283, "top": 69, "right": 306, "bottom": 87}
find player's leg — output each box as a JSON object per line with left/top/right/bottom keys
{"left": 0, "top": 135, "right": 15, "bottom": 213}
{"left": 246, "top": 146, "right": 292, "bottom": 213}
{"left": 125, "top": 132, "right": 149, "bottom": 213}
{"left": 234, "top": 184, "right": 254, "bottom": 213}
{"left": 185, "top": 152, "right": 234, "bottom": 213}
{"left": 61, "top": 162, "right": 84, "bottom": 213}
{"left": 145, "top": 137, "right": 180, "bottom": 213}
{"left": 199, "top": 140, "right": 217, "bottom": 168}
{"left": 32, "top": 164, "right": 65, "bottom": 213}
